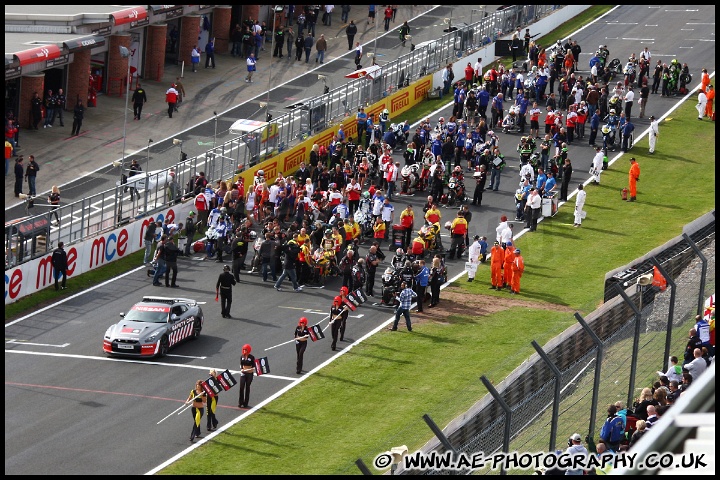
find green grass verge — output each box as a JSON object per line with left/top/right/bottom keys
{"left": 160, "top": 307, "right": 573, "bottom": 475}
{"left": 159, "top": 99, "right": 715, "bottom": 475}
{"left": 4, "top": 249, "right": 146, "bottom": 320}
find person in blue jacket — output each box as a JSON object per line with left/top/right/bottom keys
{"left": 413, "top": 259, "right": 430, "bottom": 313}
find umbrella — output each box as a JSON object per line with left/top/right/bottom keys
{"left": 345, "top": 64, "right": 382, "bottom": 80}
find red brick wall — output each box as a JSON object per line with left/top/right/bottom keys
{"left": 213, "top": 7, "right": 232, "bottom": 54}
{"left": 20, "top": 75, "right": 45, "bottom": 129}
{"left": 146, "top": 24, "right": 167, "bottom": 81}
{"left": 179, "top": 15, "right": 201, "bottom": 68}
{"left": 67, "top": 49, "right": 90, "bottom": 108}
{"left": 108, "top": 35, "right": 131, "bottom": 97}
{"left": 244, "top": 5, "right": 260, "bottom": 24}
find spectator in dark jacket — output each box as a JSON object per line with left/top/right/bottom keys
{"left": 303, "top": 33, "right": 314, "bottom": 63}
{"left": 51, "top": 242, "right": 68, "bottom": 290}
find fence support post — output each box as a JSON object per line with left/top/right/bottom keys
{"left": 531, "top": 340, "right": 562, "bottom": 452}
{"left": 682, "top": 233, "right": 707, "bottom": 316}
{"left": 480, "top": 375, "right": 511, "bottom": 475}
{"left": 355, "top": 458, "right": 373, "bottom": 475}
{"left": 422, "top": 414, "right": 457, "bottom": 458}
{"left": 574, "top": 313, "right": 604, "bottom": 441}
{"left": 79, "top": 196, "right": 86, "bottom": 240}
{"left": 650, "top": 257, "right": 677, "bottom": 372}
{"left": 613, "top": 283, "right": 642, "bottom": 409}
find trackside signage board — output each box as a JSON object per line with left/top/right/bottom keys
{"left": 5, "top": 203, "right": 192, "bottom": 304}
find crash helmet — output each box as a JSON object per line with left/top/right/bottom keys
{"left": 325, "top": 228, "right": 333, "bottom": 235}
{"left": 333, "top": 296, "right": 342, "bottom": 305}
{"left": 438, "top": 116, "right": 445, "bottom": 123}
{"left": 383, "top": 108, "right": 389, "bottom": 115}
{"left": 249, "top": 231, "right": 258, "bottom": 240}
{"left": 340, "top": 286, "right": 349, "bottom": 295}
{"left": 220, "top": 207, "right": 227, "bottom": 213}
{"left": 532, "top": 65, "right": 538, "bottom": 72}
{"left": 488, "top": 130, "right": 494, "bottom": 136}
{"left": 601, "top": 125, "right": 611, "bottom": 134}
{"left": 609, "top": 109, "right": 616, "bottom": 115}
{"left": 257, "top": 169, "right": 265, "bottom": 177}
{"left": 299, "top": 317, "right": 308, "bottom": 326}
{"left": 671, "top": 58, "right": 678, "bottom": 65}
{"left": 362, "top": 191, "right": 370, "bottom": 198}
{"left": 454, "top": 166, "right": 462, "bottom": 174}
{"left": 329, "top": 182, "right": 336, "bottom": 190}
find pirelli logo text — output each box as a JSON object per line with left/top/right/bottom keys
{"left": 368, "top": 105, "right": 385, "bottom": 119}
{"left": 414, "top": 80, "right": 432, "bottom": 100}
{"left": 284, "top": 148, "right": 307, "bottom": 172}
{"left": 345, "top": 122, "right": 358, "bottom": 138}
{"left": 316, "top": 131, "right": 335, "bottom": 147}
{"left": 259, "top": 161, "right": 277, "bottom": 180}
{"left": 391, "top": 92, "right": 410, "bottom": 111}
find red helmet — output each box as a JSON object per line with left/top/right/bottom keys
{"left": 340, "top": 286, "right": 349, "bottom": 295}
{"left": 242, "top": 344, "right": 252, "bottom": 353}
{"left": 299, "top": 317, "right": 308, "bottom": 325}
{"left": 333, "top": 296, "right": 342, "bottom": 304}
{"left": 193, "top": 240, "right": 205, "bottom": 252}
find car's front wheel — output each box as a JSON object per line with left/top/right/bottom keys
{"left": 191, "top": 321, "right": 202, "bottom": 340}
{"left": 158, "top": 336, "right": 170, "bottom": 357}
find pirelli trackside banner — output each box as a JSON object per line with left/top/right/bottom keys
{"left": 234, "top": 75, "right": 432, "bottom": 188}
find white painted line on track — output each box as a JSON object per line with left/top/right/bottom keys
{"left": 5, "top": 349, "right": 295, "bottom": 381}
{"left": 6, "top": 340, "right": 70, "bottom": 348}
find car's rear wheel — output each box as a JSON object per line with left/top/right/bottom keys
{"left": 191, "top": 321, "right": 202, "bottom": 340}
{"left": 158, "top": 336, "right": 170, "bottom": 357}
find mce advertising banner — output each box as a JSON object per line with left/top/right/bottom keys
{"left": 5, "top": 202, "right": 192, "bottom": 305}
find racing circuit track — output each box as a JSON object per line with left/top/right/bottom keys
{"left": 4, "top": 5, "right": 716, "bottom": 475}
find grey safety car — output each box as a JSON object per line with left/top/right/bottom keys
{"left": 103, "top": 296, "right": 204, "bottom": 358}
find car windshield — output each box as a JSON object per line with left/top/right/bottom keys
{"left": 125, "top": 305, "right": 170, "bottom": 323}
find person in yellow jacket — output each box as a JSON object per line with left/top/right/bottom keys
{"left": 399, "top": 205, "right": 415, "bottom": 249}
{"left": 424, "top": 203, "right": 441, "bottom": 225}
{"left": 448, "top": 211, "right": 468, "bottom": 260}
{"left": 411, "top": 234, "right": 426, "bottom": 258}
{"left": 296, "top": 227, "right": 310, "bottom": 247}
{"left": 373, "top": 216, "right": 386, "bottom": 244}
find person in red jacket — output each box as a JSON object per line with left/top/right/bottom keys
{"left": 5, "top": 120, "right": 18, "bottom": 157}
{"left": 399, "top": 205, "right": 414, "bottom": 249}
{"left": 166, "top": 84, "right": 179, "bottom": 118}
{"left": 464, "top": 62, "right": 474, "bottom": 84}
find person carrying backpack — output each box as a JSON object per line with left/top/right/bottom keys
{"left": 599, "top": 404, "right": 625, "bottom": 451}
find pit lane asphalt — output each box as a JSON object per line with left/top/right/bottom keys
{"left": 5, "top": 5, "right": 716, "bottom": 475}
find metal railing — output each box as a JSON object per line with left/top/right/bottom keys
{"left": 5, "top": 5, "right": 564, "bottom": 269}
